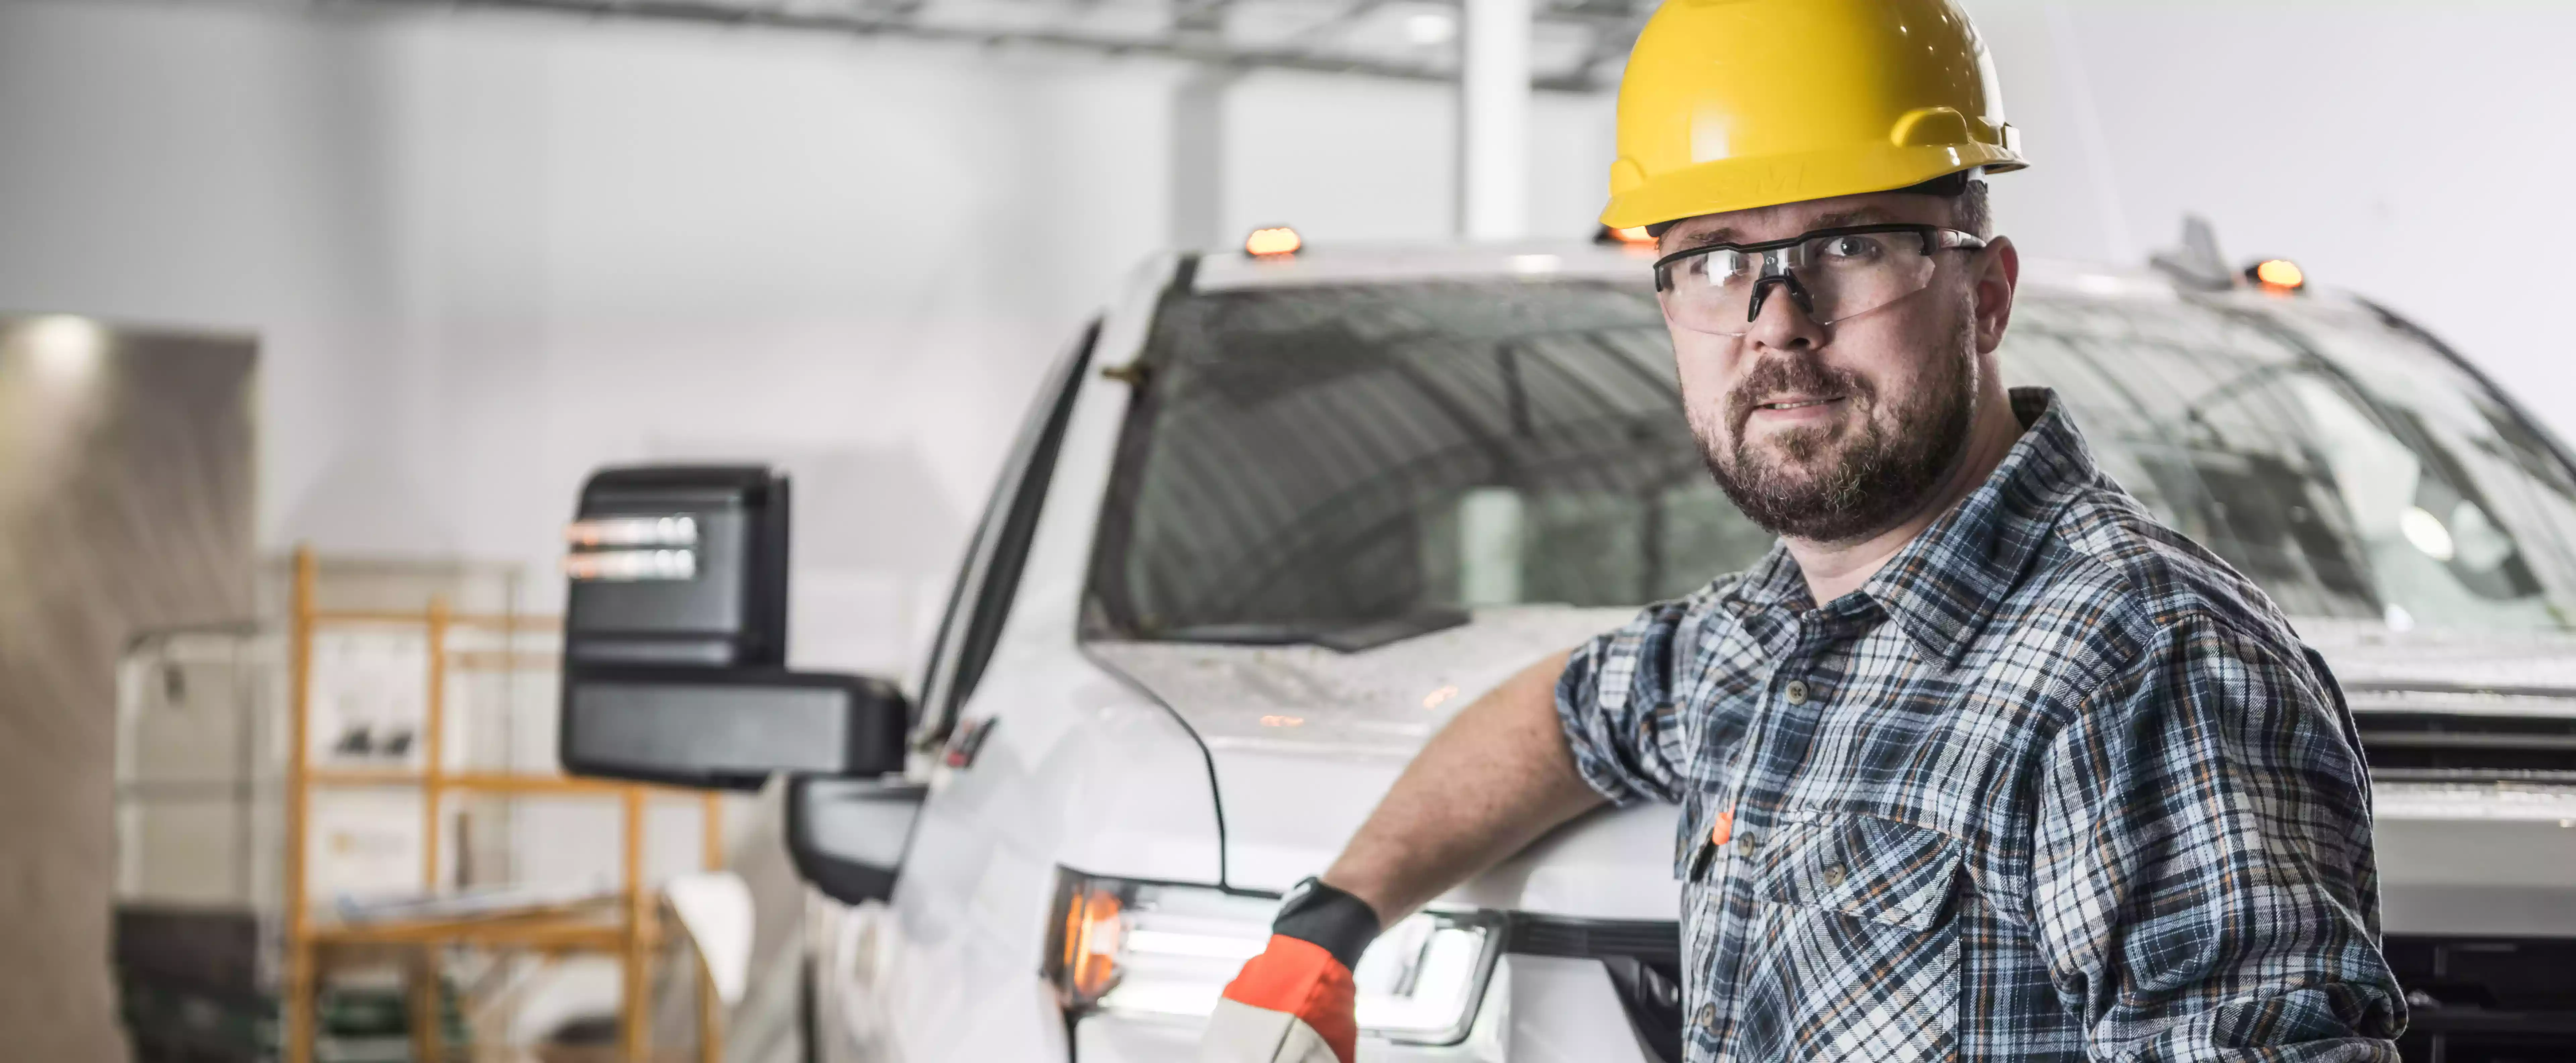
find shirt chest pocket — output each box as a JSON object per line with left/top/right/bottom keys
{"left": 1737, "top": 814, "right": 1965, "bottom": 1062}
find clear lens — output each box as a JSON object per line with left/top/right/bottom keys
{"left": 561, "top": 548, "right": 696, "bottom": 581}
{"left": 1046, "top": 871, "right": 1499, "bottom": 1045}
{"left": 566, "top": 514, "right": 698, "bottom": 547}
{"left": 564, "top": 514, "right": 701, "bottom": 580}
{"left": 1656, "top": 227, "right": 1953, "bottom": 336}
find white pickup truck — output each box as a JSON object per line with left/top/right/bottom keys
{"left": 560, "top": 239, "right": 2576, "bottom": 1063}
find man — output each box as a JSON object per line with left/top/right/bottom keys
{"left": 1200, "top": 0, "right": 2405, "bottom": 1060}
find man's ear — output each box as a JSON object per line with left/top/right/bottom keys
{"left": 1973, "top": 236, "right": 2020, "bottom": 355}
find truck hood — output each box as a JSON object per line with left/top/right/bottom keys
{"left": 2299, "top": 617, "right": 2576, "bottom": 689}
{"left": 1090, "top": 606, "right": 1678, "bottom": 918}
{"left": 1089, "top": 611, "right": 2576, "bottom": 926}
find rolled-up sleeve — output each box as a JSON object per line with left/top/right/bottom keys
{"left": 2031, "top": 612, "right": 2405, "bottom": 1061}
{"left": 1554, "top": 597, "right": 1702, "bottom": 807}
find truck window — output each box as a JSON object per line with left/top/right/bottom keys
{"left": 1088, "top": 279, "right": 1769, "bottom": 638}
{"left": 1087, "top": 277, "right": 2576, "bottom": 640}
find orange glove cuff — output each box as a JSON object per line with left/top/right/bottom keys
{"left": 1218, "top": 934, "right": 1359, "bottom": 1063}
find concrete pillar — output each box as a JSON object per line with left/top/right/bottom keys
{"left": 1170, "top": 68, "right": 1237, "bottom": 252}
{"left": 1458, "top": 0, "right": 1532, "bottom": 240}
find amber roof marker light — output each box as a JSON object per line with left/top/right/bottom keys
{"left": 1244, "top": 226, "right": 1302, "bottom": 258}
{"left": 2247, "top": 258, "right": 2306, "bottom": 294}
{"left": 1595, "top": 224, "right": 1657, "bottom": 251}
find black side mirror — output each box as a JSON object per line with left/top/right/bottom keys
{"left": 558, "top": 466, "right": 910, "bottom": 790}
{"left": 560, "top": 667, "right": 910, "bottom": 789}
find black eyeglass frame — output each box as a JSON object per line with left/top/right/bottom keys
{"left": 1649, "top": 222, "right": 1990, "bottom": 328}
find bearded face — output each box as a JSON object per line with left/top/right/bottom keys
{"left": 1688, "top": 315, "right": 1978, "bottom": 543}
{"left": 1659, "top": 190, "right": 2008, "bottom": 547}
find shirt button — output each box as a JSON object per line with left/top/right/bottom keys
{"left": 1824, "top": 864, "right": 1846, "bottom": 887}
{"left": 1696, "top": 1003, "right": 1718, "bottom": 1032}
{"left": 1736, "top": 830, "right": 1761, "bottom": 852}
{"left": 1783, "top": 679, "right": 1810, "bottom": 705}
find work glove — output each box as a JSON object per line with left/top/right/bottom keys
{"left": 1198, "top": 877, "right": 1383, "bottom": 1063}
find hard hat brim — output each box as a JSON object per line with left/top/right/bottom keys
{"left": 1599, "top": 142, "right": 2025, "bottom": 232}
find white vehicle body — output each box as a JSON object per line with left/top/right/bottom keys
{"left": 794, "top": 242, "right": 2576, "bottom": 1063}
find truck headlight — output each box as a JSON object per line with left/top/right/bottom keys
{"left": 1045, "top": 869, "right": 1500, "bottom": 1045}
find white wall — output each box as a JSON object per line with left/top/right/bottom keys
{"left": 1965, "top": 0, "right": 2576, "bottom": 422}
{"left": 0, "top": 0, "right": 1624, "bottom": 677}
{"left": 0, "top": 0, "right": 1152, "bottom": 678}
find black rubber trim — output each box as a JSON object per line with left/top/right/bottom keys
{"left": 1502, "top": 913, "right": 1681, "bottom": 963}
{"left": 945, "top": 321, "right": 1099, "bottom": 727}
{"left": 1505, "top": 915, "right": 1685, "bottom": 1063}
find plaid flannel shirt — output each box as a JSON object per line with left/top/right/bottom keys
{"left": 1557, "top": 389, "right": 2404, "bottom": 1062}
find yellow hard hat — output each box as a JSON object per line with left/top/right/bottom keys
{"left": 1601, "top": 0, "right": 2026, "bottom": 230}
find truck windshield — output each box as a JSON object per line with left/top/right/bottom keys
{"left": 1087, "top": 276, "right": 2576, "bottom": 641}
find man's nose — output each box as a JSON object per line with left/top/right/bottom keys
{"left": 1744, "top": 275, "right": 1826, "bottom": 353}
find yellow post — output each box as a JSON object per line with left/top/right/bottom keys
{"left": 284, "top": 548, "right": 318, "bottom": 1063}
{"left": 423, "top": 595, "right": 449, "bottom": 891}
{"left": 410, "top": 949, "right": 446, "bottom": 1063}
{"left": 622, "top": 786, "right": 652, "bottom": 1061}
{"left": 699, "top": 792, "right": 725, "bottom": 1063}
{"left": 698, "top": 962, "right": 721, "bottom": 1063}
{"left": 415, "top": 595, "right": 450, "bottom": 1062}
{"left": 702, "top": 793, "right": 723, "bottom": 872}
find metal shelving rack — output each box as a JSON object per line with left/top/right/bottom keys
{"left": 277, "top": 546, "right": 725, "bottom": 1063}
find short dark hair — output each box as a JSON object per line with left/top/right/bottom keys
{"left": 1954, "top": 178, "right": 1991, "bottom": 239}
{"left": 1646, "top": 172, "right": 1991, "bottom": 240}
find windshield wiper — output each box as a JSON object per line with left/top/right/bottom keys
{"left": 1147, "top": 609, "right": 1471, "bottom": 653}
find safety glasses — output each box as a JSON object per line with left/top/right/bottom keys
{"left": 1652, "top": 223, "right": 1988, "bottom": 336}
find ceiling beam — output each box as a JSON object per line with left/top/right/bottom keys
{"left": 322, "top": 0, "right": 1619, "bottom": 91}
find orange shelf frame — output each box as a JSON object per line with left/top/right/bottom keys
{"left": 281, "top": 546, "right": 726, "bottom": 1063}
